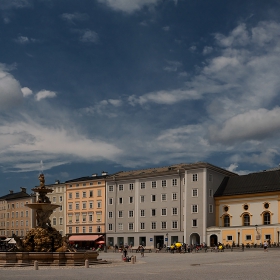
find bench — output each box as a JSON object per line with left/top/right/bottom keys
{"left": 130, "top": 247, "right": 153, "bottom": 253}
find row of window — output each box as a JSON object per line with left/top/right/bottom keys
{"left": 226, "top": 234, "right": 271, "bottom": 241}
{"left": 68, "top": 182, "right": 102, "bottom": 188}
{"left": 6, "top": 220, "right": 29, "bottom": 227}
{"left": 68, "top": 189, "right": 102, "bottom": 199}
{"left": 108, "top": 221, "right": 179, "bottom": 231}
{"left": 7, "top": 202, "right": 29, "bottom": 209}
{"left": 68, "top": 226, "right": 101, "bottom": 234}
{"left": 52, "top": 217, "right": 63, "bottom": 226}
{"left": 223, "top": 212, "right": 271, "bottom": 227}
{"left": 51, "top": 196, "right": 63, "bottom": 203}
{"left": 3, "top": 210, "right": 29, "bottom": 218}
{"left": 68, "top": 212, "right": 102, "bottom": 223}
{"left": 68, "top": 201, "right": 102, "bottom": 210}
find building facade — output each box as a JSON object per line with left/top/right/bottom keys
{"left": 0, "top": 188, "right": 36, "bottom": 237}
{"left": 106, "top": 162, "right": 236, "bottom": 248}
{"left": 65, "top": 172, "right": 108, "bottom": 245}
{"left": 208, "top": 169, "right": 280, "bottom": 247}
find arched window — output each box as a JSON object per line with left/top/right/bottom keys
{"left": 264, "top": 212, "right": 271, "bottom": 225}
{"left": 243, "top": 214, "right": 250, "bottom": 226}
{"left": 224, "top": 215, "right": 230, "bottom": 227}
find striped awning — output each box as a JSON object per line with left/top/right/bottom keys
{"left": 69, "top": 235, "right": 102, "bottom": 241}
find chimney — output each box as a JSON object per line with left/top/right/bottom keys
{"left": 20, "top": 187, "right": 26, "bottom": 193}
{"left": 55, "top": 180, "right": 60, "bottom": 184}
{"left": 9, "top": 190, "right": 14, "bottom": 194}
{"left": 102, "top": 171, "right": 108, "bottom": 176}
{"left": 92, "top": 173, "right": 97, "bottom": 177}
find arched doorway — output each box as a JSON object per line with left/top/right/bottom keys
{"left": 189, "top": 233, "right": 200, "bottom": 245}
{"left": 210, "top": 234, "right": 218, "bottom": 247}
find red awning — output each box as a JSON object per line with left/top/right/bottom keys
{"left": 96, "top": 240, "right": 105, "bottom": 244}
{"left": 69, "top": 235, "right": 102, "bottom": 241}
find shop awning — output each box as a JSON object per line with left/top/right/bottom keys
{"left": 69, "top": 235, "right": 102, "bottom": 242}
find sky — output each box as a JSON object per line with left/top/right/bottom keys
{"left": 1, "top": 0, "right": 280, "bottom": 196}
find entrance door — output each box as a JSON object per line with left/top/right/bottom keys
{"left": 139, "top": 236, "right": 146, "bottom": 246}
{"left": 210, "top": 234, "right": 218, "bottom": 247}
{"left": 154, "top": 235, "right": 164, "bottom": 249}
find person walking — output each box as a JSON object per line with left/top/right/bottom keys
{"left": 140, "top": 245, "right": 145, "bottom": 257}
{"left": 264, "top": 240, "right": 268, "bottom": 252}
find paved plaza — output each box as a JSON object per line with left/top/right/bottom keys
{"left": 1, "top": 248, "right": 280, "bottom": 280}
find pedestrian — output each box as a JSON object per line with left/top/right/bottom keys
{"left": 140, "top": 245, "right": 145, "bottom": 257}
{"left": 264, "top": 240, "right": 268, "bottom": 252}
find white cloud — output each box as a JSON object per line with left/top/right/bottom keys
{"left": 61, "top": 12, "right": 89, "bottom": 24}
{"left": 35, "top": 90, "right": 56, "bottom": 101}
{"left": 14, "top": 36, "right": 29, "bottom": 44}
{"left": 97, "top": 0, "right": 160, "bottom": 13}
{"left": 163, "top": 60, "right": 182, "bottom": 72}
{"left": 189, "top": 45, "right": 197, "bottom": 52}
{"left": 0, "top": 0, "right": 32, "bottom": 10}
{"left": 162, "top": 26, "right": 170, "bottom": 31}
{"left": 80, "top": 29, "right": 99, "bottom": 43}
{"left": 21, "top": 87, "right": 33, "bottom": 97}
{"left": 202, "top": 46, "right": 213, "bottom": 55}
{"left": 0, "top": 66, "right": 23, "bottom": 110}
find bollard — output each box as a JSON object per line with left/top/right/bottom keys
{"left": 134, "top": 255, "right": 136, "bottom": 262}
{"left": 85, "top": 259, "right": 89, "bottom": 268}
{"left": 34, "top": 260, "right": 38, "bottom": 270}
{"left": 131, "top": 256, "right": 135, "bottom": 264}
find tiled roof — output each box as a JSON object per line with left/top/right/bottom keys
{"left": 214, "top": 170, "right": 280, "bottom": 197}
{"left": 0, "top": 191, "right": 31, "bottom": 200}
{"left": 107, "top": 162, "right": 237, "bottom": 180}
{"left": 65, "top": 175, "right": 109, "bottom": 183}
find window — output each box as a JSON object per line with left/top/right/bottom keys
{"left": 162, "top": 221, "right": 167, "bottom": 229}
{"left": 162, "top": 208, "right": 167, "bottom": 216}
{"left": 69, "top": 203, "right": 72, "bottom": 210}
{"left": 161, "top": 194, "right": 167, "bottom": 201}
{"left": 243, "top": 204, "right": 249, "bottom": 210}
{"left": 109, "top": 185, "right": 114, "bottom": 192}
{"left": 264, "top": 212, "right": 271, "bottom": 225}
{"left": 69, "top": 227, "right": 72, "bottom": 234}
{"left": 209, "top": 189, "right": 213, "bottom": 197}
{"left": 224, "top": 215, "right": 230, "bottom": 227}
{"left": 118, "top": 223, "right": 123, "bottom": 230}
{"left": 209, "top": 204, "right": 213, "bottom": 213}
{"left": 89, "top": 201, "right": 93, "bottom": 209}
{"left": 59, "top": 196, "right": 63, "bottom": 202}
{"left": 82, "top": 202, "right": 86, "bottom": 209}
{"left": 128, "top": 223, "right": 134, "bottom": 230}
{"left": 227, "top": 235, "right": 233, "bottom": 241}
{"left": 209, "top": 173, "right": 213, "bottom": 182}
{"left": 192, "top": 205, "right": 198, "bottom": 213}
{"left": 109, "top": 198, "right": 113, "bottom": 205}
{"left": 20, "top": 211, "right": 23, "bottom": 217}
{"left": 119, "top": 185, "right": 123, "bottom": 191}
{"left": 118, "top": 211, "right": 123, "bottom": 218}
{"left": 76, "top": 227, "right": 79, "bottom": 233}
{"left": 83, "top": 226, "right": 86, "bottom": 233}
{"left": 75, "top": 203, "right": 79, "bottom": 210}
{"left": 108, "top": 211, "right": 113, "bottom": 218}
{"left": 264, "top": 202, "right": 269, "bottom": 209}
{"left": 82, "top": 214, "right": 86, "bottom": 222}
{"left": 172, "top": 221, "right": 178, "bottom": 229}
{"left": 151, "top": 195, "right": 156, "bottom": 202}
{"left": 151, "top": 222, "right": 156, "bottom": 229}
{"left": 60, "top": 205, "right": 63, "bottom": 211}
{"left": 140, "top": 222, "right": 145, "bottom": 230}
{"left": 192, "top": 219, "right": 197, "bottom": 227}
{"left": 152, "top": 181, "right": 156, "bottom": 188}
{"left": 97, "top": 190, "right": 101, "bottom": 196}
{"left": 59, "top": 218, "right": 63, "bottom": 225}
{"left": 89, "top": 213, "right": 93, "bottom": 222}
{"left": 172, "top": 193, "right": 177, "bottom": 200}
{"left": 129, "top": 197, "right": 133, "bottom": 203}
{"left": 52, "top": 197, "right": 56, "bottom": 203}
{"left": 141, "top": 182, "right": 146, "bottom": 189}
{"left": 89, "top": 191, "right": 93, "bottom": 197}
{"left": 53, "top": 218, "right": 57, "bottom": 226}
{"left": 162, "top": 180, "right": 166, "bottom": 187}
{"left": 89, "top": 226, "right": 92, "bottom": 233}
{"left": 140, "top": 210, "right": 145, "bottom": 217}
{"left": 192, "top": 189, "right": 198, "bottom": 197}
{"left": 129, "top": 183, "right": 134, "bottom": 190}
{"left": 97, "top": 201, "right": 101, "bottom": 208}
{"left": 108, "top": 224, "right": 113, "bottom": 231}
{"left": 245, "top": 235, "right": 252, "bottom": 241}
{"left": 172, "top": 179, "right": 177, "bottom": 186}
{"left": 68, "top": 215, "right": 72, "bottom": 223}
{"left": 129, "top": 210, "right": 134, "bottom": 217}
{"left": 265, "top": 234, "right": 271, "bottom": 240}
{"left": 119, "top": 197, "right": 123, "bottom": 204}
{"left": 75, "top": 192, "right": 79, "bottom": 198}
{"left": 193, "top": 174, "right": 198, "bottom": 181}
{"left": 82, "top": 191, "right": 86, "bottom": 198}
{"left": 172, "top": 208, "right": 178, "bottom": 215}
{"left": 151, "top": 209, "right": 156, "bottom": 216}
{"left": 140, "top": 196, "right": 145, "bottom": 203}
{"left": 75, "top": 214, "right": 79, "bottom": 222}
{"left": 90, "top": 182, "right": 93, "bottom": 186}
{"left": 243, "top": 214, "right": 250, "bottom": 226}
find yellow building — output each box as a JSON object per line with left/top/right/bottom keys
{"left": 207, "top": 169, "right": 280, "bottom": 247}
{"left": 65, "top": 172, "right": 108, "bottom": 247}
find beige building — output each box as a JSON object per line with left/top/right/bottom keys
{"left": 0, "top": 188, "right": 36, "bottom": 237}
{"left": 65, "top": 172, "right": 108, "bottom": 246}
{"left": 208, "top": 169, "right": 280, "bottom": 247}
{"left": 46, "top": 180, "right": 66, "bottom": 236}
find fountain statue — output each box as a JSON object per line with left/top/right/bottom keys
{"left": 0, "top": 174, "right": 100, "bottom": 266}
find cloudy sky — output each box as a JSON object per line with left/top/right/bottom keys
{"left": 1, "top": 0, "right": 280, "bottom": 195}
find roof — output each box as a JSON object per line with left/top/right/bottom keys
{"left": 214, "top": 170, "right": 280, "bottom": 197}
{"left": 65, "top": 174, "right": 109, "bottom": 183}
{"left": 106, "top": 162, "right": 237, "bottom": 180}
{"left": 0, "top": 191, "right": 31, "bottom": 201}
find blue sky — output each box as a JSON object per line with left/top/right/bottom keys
{"left": 1, "top": 0, "right": 280, "bottom": 196}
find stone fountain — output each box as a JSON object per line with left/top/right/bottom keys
{"left": 0, "top": 174, "right": 99, "bottom": 266}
